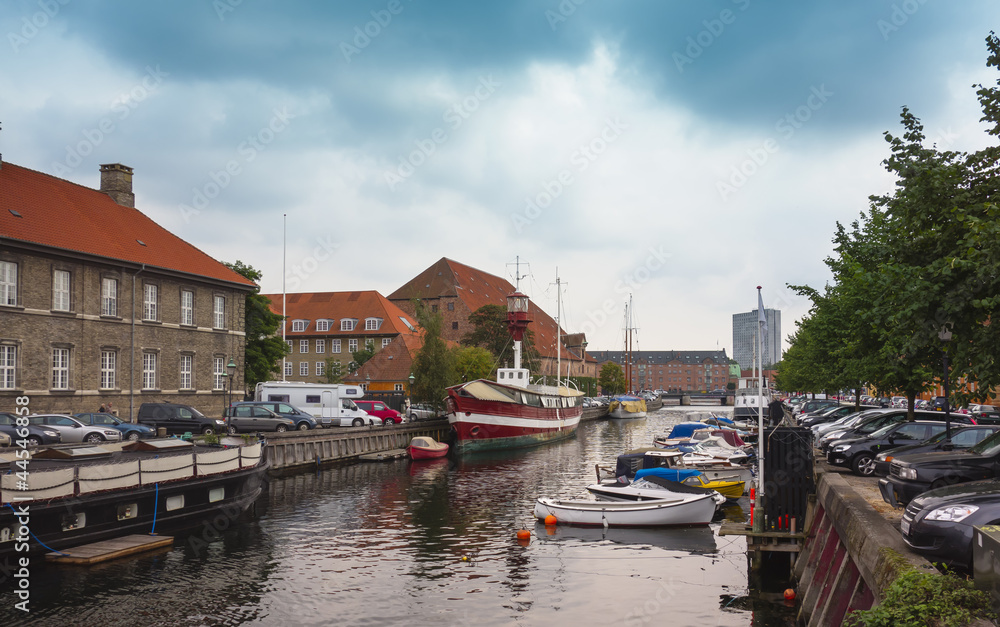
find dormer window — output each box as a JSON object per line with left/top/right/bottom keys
{"left": 365, "top": 317, "right": 382, "bottom": 331}
{"left": 291, "top": 319, "right": 309, "bottom": 332}
{"left": 341, "top": 318, "right": 357, "bottom": 331}
{"left": 316, "top": 319, "right": 331, "bottom": 332}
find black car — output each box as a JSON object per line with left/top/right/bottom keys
{"left": 0, "top": 412, "right": 62, "bottom": 446}
{"left": 873, "top": 425, "right": 1000, "bottom": 476}
{"left": 136, "top": 402, "right": 227, "bottom": 435}
{"left": 879, "top": 428, "right": 1000, "bottom": 507}
{"left": 818, "top": 409, "right": 975, "bottom": 454}
{"left": 899, "top": 478, "right": 1000, "bottom": 571}
{"left": 827, "top": 420, "right": 950, "bottom": 476}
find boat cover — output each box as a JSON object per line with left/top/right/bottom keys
{"left": 667, "top": 422, "right": 716, "bottom": 439}
{"left": 609, "top": 395, "right": 647, "bottom": 413}
{"left": 635, "top": 467, "right": 706, "bottom": 483}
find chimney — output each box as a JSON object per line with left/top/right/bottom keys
{"left": 100, "top": 163, "right": 134, "bottom": 208}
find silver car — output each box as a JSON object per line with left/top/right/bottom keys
{"left": 224, "top": 405, "right": 296, "bottom": 433}
{"left": 27, "top": 414, "right": 123, "bottom": 444}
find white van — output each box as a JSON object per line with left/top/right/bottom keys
{"left": 254, "top": 382, "right": 381, "bottom": 427}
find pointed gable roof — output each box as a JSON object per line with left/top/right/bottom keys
{"left": 0, "top": 162, "right": 254, "bottom": 287}
{"left": 262, "top": 290, "right": 418, "bottom": 336}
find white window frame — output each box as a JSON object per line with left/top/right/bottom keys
{"left": 394, "top": 384, "right": 404, "bottom": 392}
{"left": 300, "top": 339, "right": 309, "bottom": 354}
{"left": 286, "top": 340, "right": 293, "bottom": 352}
{"left": 382, "top": 338, "right": 392, "bottom": 348}
{"left": 53, "top": 269, "right": 70, "bottom": 311}
{"left": 0, "top": 261, "right": 16, "bottom": 306}
{"left": 213, "top": 356, "right": 225, "bottom": 390}
{"left": 213, "top": 295, "right": 226, "bottom": 329}
{"left": 142, "top": 352, "right": 157, "bottom": 390}
{"left": 341, "top": 319, "right": 356, "bottom": 331}
{"left": 348, "top": 339, "right": 358, "bottom": 352}
{"left": 143, "top": 284, "right": 158, "bottom": 321}
{"left": 316, "top": 339, "right": 325, "bottom": 354}
{"left": 331, "top": 339, "right": 341, "bottom": 354}
{"left": 180, "top": 354, "right": 193, "bottom": 389}
{"left": 292, "top": 319, "right": 307, "bottom": 332}
{"left": 299, "top": 362, "right": 309, "bottom": 376}
{"left": 181, "top": 290, "right": 194, "bottom": 326}
{"left": 316, "top": 319, "right": 330, "bottom": 332}
{"left": 102, "top": 278, "right": 118, "bottom": 317}
{"left": 284, "top": 361, "right": 293, "bottom": 377}
{"left": 316, "top": 361, "right": 325, "bottom": 376}
{"left": 52, "top": 347, "right": 70, "bottom": 390}
{"left": 0, "top": 345, "right": 16, "bottom": 389}
{"left": 100, "top": 350, "right": 116, "bottom": 390}
{"left": 365, "top": 318, "right": 382, "bottom": 331}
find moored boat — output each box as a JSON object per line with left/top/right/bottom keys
{"left": 534, "top": 492, "right": 717, "bottom": 527}
{"left": 608, "top": 394, "right": 647, "bottom": 419}
{"left": 586, "top": 474, "right": 726, "bottom": 506}
{"left": 635, "top": 467, "right": 745, "bottom": 500}
{"left": 407, "top": 436, "right": 449, "bottom": 460}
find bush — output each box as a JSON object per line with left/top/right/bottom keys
{"left": 846, "top": 568, "right": 996, "bottom": 627}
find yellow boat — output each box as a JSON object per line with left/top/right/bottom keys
{"left": 633, "top": 467, "right": 745, "bottom": 500}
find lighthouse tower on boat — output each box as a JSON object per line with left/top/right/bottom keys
{"left": 496, "top": 291, "right": 531, "bottom": 388}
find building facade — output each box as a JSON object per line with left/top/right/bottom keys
{"left": 590, "top": 350, "right": 733, "bottom": 393}
{"left": 0, "top": 162, "right": 255, "bottom": 419}
{"left": 732, "top": 308, "right": 781, "bottom": 370}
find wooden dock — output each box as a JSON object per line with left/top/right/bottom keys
{"left": 46, "top": 534, "right": 174, "bottom": 565}
{"left": 719, "top": 521, "right": 807, "bottom": 554}
{"left": 358, "top": 449, "right": 408, "bottom": 462}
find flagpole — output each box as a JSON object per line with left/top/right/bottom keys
{"left": 756, "top": 286, "right": 766, "bottom": 531}
{"left": 282, "top": 213, "right": 287, "bottom": 382}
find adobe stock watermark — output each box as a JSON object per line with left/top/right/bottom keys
{"left": 623, "top": 580, "right": 679, "bottom": 626}
{"left": 673, "top": 0, "right": 751, "bottom": 73}
{"left": 178, "top": 107, "right": 295, "bottom": 223}
{"left": 213, "top": 0, "right": 243, "bottom": 21}
{"left": 578, "top": 246, "right": 671, "bottom": 337}
{"left": 340, "top": 0, "right": 413, "bottom": 62}
{"left": 285, "top": 234, "right": 339, "bottom": 290}
{"left": 716, "top": 84, "right": 833, "bottom": 201}
{"left": 8, "top": 0, "right": 71, "bottom": 54}
{"left": 511, "top": 116, "right": 626, "bottom": 233}
{"left": 544, "top": 0, "right": 588, "bottom": 31}
{"left": 877, "top": 0, "right": 928, "bottom": 41}
{"left": 383, "top": 75, "right": 501, "bottom": 190}
{"left": 50, "top": 65, "right": 169, "bottom": 178}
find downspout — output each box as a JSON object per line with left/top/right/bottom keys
{"left": 130, "top": 264, "right": 145, "bottom": 422}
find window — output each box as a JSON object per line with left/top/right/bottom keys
{"left": 0, "top": 261, "right": 16, "bottom": 306}
{"left": 299, "top": 362, "right": 309, "bottom": 376}
{"left": 431, "top": 304, "right": 438, "bottom": 312}
{"left": 365, "top": 318, "right": 382, "bottom": 331}
{"left": 142, "top": 352, "right": 157, "bottom": 389}
{"left": 331, "top": 339, "right": 341, "bottom": 354}
{"left": 447, "top": 302, "right": 454, "bottom": 311}
{"left": 143, "top": 284, "right": 158, "bottom": 321}
{"left": 213, "top": 357, "right": 225, "bottom": 390}
{"left": 316, "top": 361, "right": 325, "bottom": 376}
{"left": 100, "top": 350, "right": 116, "bottom": 389}
{"left": 394, "top": 384, "right": 403, "bottom": 392}
{"left": 0, "top": 345, "right": 16, "bottom": 389}
{"left": 300, "top": 340, "right": 309, "bottom": 353}
{"left": 52, "top": 347, "right": 70, "bottom": 389}
{"left": 316, "top": 319, "right": 330, "bottom": 332}
{"left": 180, "top": 355, "right": 193, "bottom": 389}
{"left": 213, "top": 295, "right": 226, "bottom": 329}
{"left": 286, "top": 340, "right": 293, "bottom": 352}
{"left": 102, "top": 278, "right": 118, "bottom": 317}
{"left": 316, "top": 339, "right": 325, "bottom": 354}
{"left": 52, "top": 270, "right": 70, "bottom": 311}
{"left": 341, "top": 319, "right": 356, "bottom": 331}
{"left": 284, "top": 361, "right": 293, "bottom": 377}
{"left": 348, "top": 339, "right": 358, "bottom": 352}
{"left": 180, "top": 290, "right": 194, "bottom": 325}
{"left": 452, "top": 322, "right": 459, "bottom": 330}
{"left": 292, "top": 319, "right": 307, "bottom": 332}
{"left": 382, "top": 338, "right": 391, "bottom": 348}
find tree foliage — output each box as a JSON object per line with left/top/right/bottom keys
{"left": 349, "top": 340, "right": 376, "bottom": 374}
{"left": 461, "top": 304, "right": 540, "bottom": 375}
{"left": 599, "top": 362, "right": 626, "bottom": 396}
{"left": 452, "top": 346, "right": 493, "bottom": 382}
{"left": 411, "top": 301, "right": 454, "bottom": 409}
{"left": 323, "top": 358, "right": 345, "bottom": 384}
{"left": 224, "top": 261, "right": 288, "bottom": 395}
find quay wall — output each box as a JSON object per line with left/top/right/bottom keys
{"left": 794, "top": 467, "right": 938, "bottom": 626}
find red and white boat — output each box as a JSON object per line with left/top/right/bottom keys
{"left": 407, "top": 436, "right": 449, "bottom": 460}
{"left": 446, "top": 289, "right": 584, "bottom": 454}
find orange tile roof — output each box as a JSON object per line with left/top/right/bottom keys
{"left": 263, "top": 290, "right": 419, "bottom": 336}
{"left": 0, "top": 162, "right": 254, "bottom": 287}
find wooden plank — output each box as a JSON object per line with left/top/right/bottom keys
{"left": 718, "top": 522, "right": 807, "bottom": 539}
{"left": 358, "top": 449, "right": 408, "bottom": 462}
{"left": 46, "top": 534, "right": 173, "bottom": 565}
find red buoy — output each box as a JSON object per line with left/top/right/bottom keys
{"left": 516, "top": 529, "right": 530, "bottom": 541}
{"left": 784, "top": 589, "right": 796, "bottom": 601}
{"left": 544, "top": 515, "right": 557, "bottom": 526}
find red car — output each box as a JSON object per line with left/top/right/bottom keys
{"left": 354, "top": 400, "right": 403, "bottom": 425}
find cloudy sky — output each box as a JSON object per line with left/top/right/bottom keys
{"left": 3, "top": 1, "right": 998, "bottom": 356}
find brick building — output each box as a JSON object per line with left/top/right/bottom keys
{"left": 0, "top": 162, "right": 256, "bottom": 419}
{"left": 590, "top": 350, "right": 733, "bottom": 393}
{"left": 387, "top": 258, "right": 597, "bottom": 381}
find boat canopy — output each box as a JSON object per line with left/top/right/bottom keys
{"left": 635, "top": 467, "right": 706, "bottom": 483}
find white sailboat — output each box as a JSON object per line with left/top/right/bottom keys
{"left": 609, "top": 295, "right": 647, "bottom": 419}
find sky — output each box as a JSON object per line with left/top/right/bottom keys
{"left": 2, "top": 1, "right": 999, "bottom": 357}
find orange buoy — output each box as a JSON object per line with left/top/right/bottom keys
{"left": 544, "top": 514, "right": 557, "bottom": 526}
{"left": 517, "top": 537, "right": 530, "bottom": 547}
{"left": 516, "top": 528, "right": 531, "bottom": 541}
{"left": 784, "top": 589, "right": 796, "bottom": 601}
{"left": 545, "top": 525, "right": 557, "bottom": 536}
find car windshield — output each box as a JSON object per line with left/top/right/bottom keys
{"left": 867, "top": 423, "right": 898, "bottom": 439}
{"left": 969, "top": 430, "right": 1000, "bottom": 456}
{"left": 858, "top": 416, "right": 896, "bottom": 434}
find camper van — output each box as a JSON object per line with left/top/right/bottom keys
{"left": 254, "top": 382, "right": 380, "bottom": 427}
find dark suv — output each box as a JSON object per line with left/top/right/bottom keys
{"left": 229, "top": 401, "right": 317, "bottom": 430}
{"left": 137, "top": 402, "right": 226, "bottom": 435}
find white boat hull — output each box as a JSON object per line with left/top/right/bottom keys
{"left": 609, "top": 406, "right": 646, "bottom": 419}
{"left": 533, "top": 494, "right": 716, "bottom": 527}
{"left": 586, "top": 481, "right": 726, "bottom": 506}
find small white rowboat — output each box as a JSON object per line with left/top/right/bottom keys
{"left": 533, "top": 492, "right": 716, "bottom": 527}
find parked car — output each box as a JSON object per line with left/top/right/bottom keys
{"left": 74, "top": 412, "right": 156, "bottom": 441}
{"left": 794, "top": 399, "right": 840, "bottom": 417}
{"left": 26, "top": 414, "right": 122, "bottom": 444}
{"left": 224, "top": 405, "right": 296, "bottom": 433}
{"left": 899, "top": 478, "right": 1000, "bottom": 571}
{"left": 819, "top": 409, "right": 974, "bottom": 454}
{"left": 827, "top": 420, "right": 951, "bottom": 476}
{"left": 355, "top": 400, "right": 403, "bottom": 425}
{"left": 0, "top": 412, "right": 61, "bottom": 446}
{"left": 408, "top": 403, "right": 445, "bottom": 421}
{"left": 137, "top": 402, "right": 227, "bottom": 435}
{"left": 873, "top": 425, "right": 1000, "bottom": 476}
{"left": 227, "top": 401, "right": 317, "bottom": 430}
{"left": 879, "top": 428, "right": 1000, "bottom": 507}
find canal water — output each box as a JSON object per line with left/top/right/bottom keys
{"left": 2, "top": 407, "right": 796, "bottom": 626}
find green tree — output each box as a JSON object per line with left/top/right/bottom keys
{"left": 323, "top": 358, "right": 345, "bottom": 384}
{"left": 411, "top": 301, "right": 455, "bottom": 409}
{"left": 348, "top": 340, "right": 376, "bottom": 373}
{"left": 224, "top": 261, "right": 288, "bottom": 395}
{"left": 599, "top": 362, "right": 626, "bottom": 396}
{"left": 452, "top": 346, "right": 493, "bottom": 382}
{"left": 461, "top": 304, "right": 540, "bottom": 375}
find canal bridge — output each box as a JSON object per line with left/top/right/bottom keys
{"left": 660, "top": 391, "right": 734, "bottom": 406}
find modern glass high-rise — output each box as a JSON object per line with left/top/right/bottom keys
{"left": 733, "top": 309, "right": 781, "bottom": 370}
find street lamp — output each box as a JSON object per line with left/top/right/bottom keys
{"left": 365, "top": 373, "right": 370, "bottom": 393}
{"left": 939, "top": 326, "right": 952, "bottom": 442}
{"left": 226, "top": 357, "right": 237, "bottom": 414}
{"left": 408, "top": 372, "right": 415, "bottom": 416}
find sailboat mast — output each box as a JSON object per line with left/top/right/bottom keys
{"left": 556, "top": 271, "right": 561, "bottom": 387}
